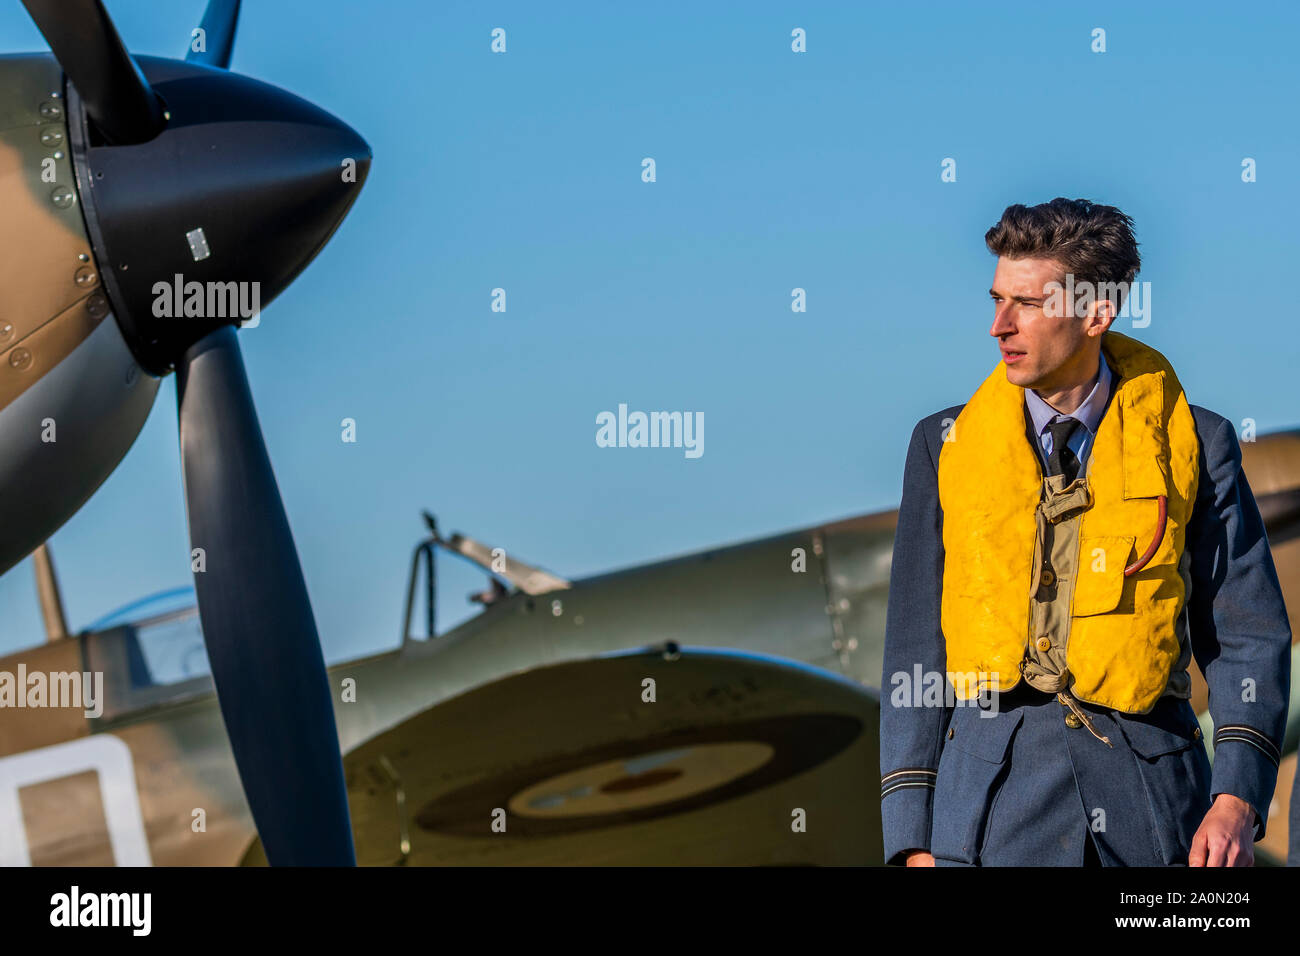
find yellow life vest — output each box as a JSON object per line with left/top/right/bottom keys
{"left": 936, "top": 330, "right": 1200, "bottom": 714}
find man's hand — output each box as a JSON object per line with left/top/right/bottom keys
{"left": 1189, "top": 794, "right": 1256, "bottom": 866}
{"left": 904, "top": 849, "right": 935, "bottom": 866}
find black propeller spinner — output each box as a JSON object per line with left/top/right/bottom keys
{"left": 20, "top": 0, "right": 370, "bottom": 865}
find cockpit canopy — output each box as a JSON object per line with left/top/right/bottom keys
{"left": 82, "top": 586, "right": 213, "bottom": 723}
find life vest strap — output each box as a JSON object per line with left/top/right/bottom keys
{"left": 1057, "top": 690, "right": 1113, "bottom": 747}
{"left": 1041, "top": 479, "right": 1092, "bottom": 524}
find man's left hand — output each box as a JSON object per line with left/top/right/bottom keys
{"left": 1189, "top": 794, "right": 1256, "bottom": 866}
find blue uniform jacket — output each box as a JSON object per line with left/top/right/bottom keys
{"left": 880, "top": 402, "right": 1292, "bottom": 865}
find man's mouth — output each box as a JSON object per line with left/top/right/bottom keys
{"left": 1001, "top": 347, "right": 1026, "bottom": 364}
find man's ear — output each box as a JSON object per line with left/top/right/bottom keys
{"left": 1086, "top": 298, "right": 1116, "bottom": 336}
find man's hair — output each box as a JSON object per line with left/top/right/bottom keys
{"left": 985, "top": 198, "right": 1140, "bottom": 310}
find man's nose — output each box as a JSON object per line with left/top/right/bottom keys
{"left": 990, "top": 306, "right": 1015, "bottom": 338}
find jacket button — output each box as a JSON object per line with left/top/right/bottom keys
{"left": 1036, "top": 636, "right": 1051, "bottom": 652}
{"left": 1040, "top": 567, "right": 1056, "bottom": 587}
{"left": 1064, "top": 713, "right": 1082, "bottom": 729}
{"left": 947, "top": 727, "right": 954, "bottom": 740}
{"left": 1193, "top": 727, "right": 1202, "bottom": 739}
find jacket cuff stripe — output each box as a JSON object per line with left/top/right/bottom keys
{"left": 881, "top": 767, "right": 938, "bottom": 798}
{"left": 882, "top": 780, "right": 937, "bottom": 800}
{"left": 881, "top": 767, "right": 938, "bottom": 784}
{"left": 1213, "top": 726, "right": 1280, "bottom": 766}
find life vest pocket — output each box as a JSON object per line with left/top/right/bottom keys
{"left": 1072, "top": 535, "right": 1135, "bottom": 616}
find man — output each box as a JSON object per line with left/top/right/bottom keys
{"left": 880, "top": 198, "right": 1292, "bottom": 866}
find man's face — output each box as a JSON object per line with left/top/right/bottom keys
{"left": 988, "top": 256, "right": 1097, "bottom": 389}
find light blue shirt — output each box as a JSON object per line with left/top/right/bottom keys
{"left": 1024, "top": 350, "right": 1114, "bottom": 471}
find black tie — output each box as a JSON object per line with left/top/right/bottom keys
{"left": 1046, "top": 417, "right": 1081, "bottom": 483}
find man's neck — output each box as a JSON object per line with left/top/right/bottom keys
{"left": 1033, "top": 351, "right": 1102, "bottom": 415}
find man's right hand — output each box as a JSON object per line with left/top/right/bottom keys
{"left": 904, "top": 850, "right": 935, "bottom": 866}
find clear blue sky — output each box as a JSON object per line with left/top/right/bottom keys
{"left": 2, "top": 0, "right": 1297, "bottom": 658}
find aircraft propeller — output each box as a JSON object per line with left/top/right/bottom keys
{"left": 17, "top": 0, "right": 367, "bottom": 865}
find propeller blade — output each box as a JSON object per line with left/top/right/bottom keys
{"left": 20, "top": 0, "right": 164, "bottom": 145}
{"left": 186, "top": 0, "right": 242, "bottom": 70}
{"left": 176, "top": 326, "right": 355, "bottom": 866}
